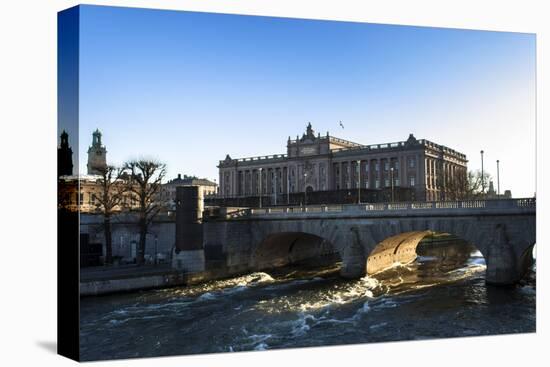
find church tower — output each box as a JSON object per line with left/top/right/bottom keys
{"left": 87, "top": 129, "right": 107, "bottom": 175}
{"left": 57, "top": 130, "right": 73, "bottom": 177}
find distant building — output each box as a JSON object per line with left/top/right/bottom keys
{"left": 57, "top": 130, "right": 73, "bottom": 177}
{"left": 217, "top": 123, "right": 468, "bottom": 204}
{"left": 58, "top": 175, "right": 141, "bottom": 213}
{"left": 87, "top": 129, "right": 107, "bottom": 175}
{"left": 162, "top": 174, "right": 218, "bottom": 209}
{"left": 59, "top": 129, "right": 139, "bottom": 213}
{"left": 486, "top": 180, "right": 512, "bottom": 199}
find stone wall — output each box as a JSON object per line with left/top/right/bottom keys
{"left": 80, "top": 213, "right": 175, "bottom": 264}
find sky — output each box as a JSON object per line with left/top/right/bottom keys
{"left": 65, "top": 5, "right": 535, "bottom": 197}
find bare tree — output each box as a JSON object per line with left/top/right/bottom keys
{"left": 465, "top": 170, "right": 492, "bottom": 199}
{"left": 123, "top": 159, "right": 167, "bottom": 265}
{"left": 437, "top": 167, "right": 492, "bottom": 201}
{"left": 443, "top": 167, "right": 468, "bottom": 200}
{"left": 94, "top": 165, "right": 126, "bottom": 265}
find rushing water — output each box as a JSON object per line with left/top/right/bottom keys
{"left": 79, "top": 242, "right": 536, "bottom": 361}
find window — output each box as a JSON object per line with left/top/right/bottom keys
{"left": 375, "top": 179, "right": 380, "bottom": 189}
{"left": 364, "top": 180, "right": 369, "bottom": 189}
{"left": 409, "top": 157, "right": 416, "bottom": 168}
{"left": 395, "top": 178, "right": 400, "bottom": 186}
{"left": 384, "top": 161, "right": 389, "bottom": 171}
{"left": 375, "top": 162, "right": 379, "bottom": 171}
{"left": 409, "top": 176, "right": 416, "bottom": 187}
{"left": 385, "top": 179, "right": 390, "bottom": 187}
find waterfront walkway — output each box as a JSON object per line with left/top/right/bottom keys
{"left": 80, "top": 263, "right": 175, "bottom": 282}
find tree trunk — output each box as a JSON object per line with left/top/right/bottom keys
{"left": 104, "top": 214, "right": 113, "bottom": 265}
{"left": 137, "top": 215, "right": 147, "bottom": 265}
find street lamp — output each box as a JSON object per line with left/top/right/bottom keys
{"left": 496, "top": 160, "right": 500, "bottom": 196}
{"left": 287, "top": 168, "right": 290, "bottom": 205}
{"left": 259, "top": 168, "right": 263, "bottom": 208}
{"left": 274, "top": 170, "right": 278, "bottom": 206}
{"left": 357, "top": 160, "right": 361, "bottom": 204}
{"left": 390, "top": 167, "right": 395, "bottom": 203}
{"left": 304, "top": 172, "right": 308, "bottom": 206}
{"left": 480, "top": 150, "right": 485, "bottom": 194}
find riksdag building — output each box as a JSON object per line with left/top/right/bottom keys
{"left": 216, "top": 123, "right": 467, "bottom": 205}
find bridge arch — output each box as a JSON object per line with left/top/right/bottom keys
{"left": 366, "top": 230, "right": 438, "bottom": 274}
{"left": 251, "top": 232, "right": 341, "bottom": 271}
{"left": 351, "top": 218, "right": 536, "bottom": 285}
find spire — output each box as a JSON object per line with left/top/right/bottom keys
{"left": 58, "top": 130, "right": 73, "bottom": 177}
{"left": 92, "top": 129, "right": 102, "bottom": 147}
{"left": 60, "top": 130, "right": 69, "bottom": 149}
{"left": 87, "top": 129, "right": 107, "bottom": 175}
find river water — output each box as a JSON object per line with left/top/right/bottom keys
{"left": 79, "top": 242, "right": 536, "bottom": 361}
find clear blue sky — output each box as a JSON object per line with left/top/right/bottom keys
{"left": 71, "top": 5, "right": 535, "bottom": 197}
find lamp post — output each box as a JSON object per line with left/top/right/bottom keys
{"left": 357, "top": 160, "right": 361, "bottom": 204}
{"left": 287, "top": 168, "right": 290, "bottom": 205}
{"left": 496, "top": 160, "right": 500, "bottom": 196}
{"left": 274, "top": 170, "right": 278, "bottom": 206}
{"left": 480, "top": 150, "right": 485, "bottom": 194}
{"left": 259, "top": 168, "right": 262, "bottom": 208}
{"left": 304, "top": 172, "right": 308, "bottom": 206}
{"left": 390, "top": 167, "right": 395, "bottom": 202}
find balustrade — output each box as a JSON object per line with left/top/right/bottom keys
{"left": 226, "top": 198, "right": 535, "bottom": 218}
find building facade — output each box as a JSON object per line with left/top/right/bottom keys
{"left": 58, "top": 175, "right": 142, "bottom": 213}
{"left": 162, "top": 174, "right": 218, "bottom": 209}
{"left": 218, "top": 123, "right": 468, "bottom": 203}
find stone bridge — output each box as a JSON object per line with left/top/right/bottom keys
{"left": 179, "top": 193, "right": 536, "bottom": 286}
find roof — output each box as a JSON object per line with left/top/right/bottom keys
{"left": 165, "top": 177, "right": 217, "bottom": 187}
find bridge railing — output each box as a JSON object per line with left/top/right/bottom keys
{"left": 237, "top": 197, "right": 535, "bottom": 218}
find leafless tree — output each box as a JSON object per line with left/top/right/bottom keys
{"left": 436, "top": 167, "right": 492, "bottom": 201}
{"left": 442, "top": 167, "right": 468, "bottom": 200}
{"left": 466, "top": 169, "right": 493, "bottom": 198}
{"left": 94, "top": 165, "right": 126, "bottom": 265}
{"left": 122, "top": 159, "right": 167, "bottom": 265}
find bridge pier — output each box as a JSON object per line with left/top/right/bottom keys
{"left": 484, "top": 224, "right": 528, "bottom": 286}
{"left": 340, "top": 228, "right": 367, "bottom": 279}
